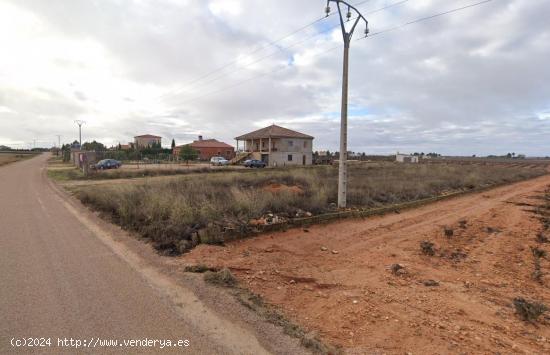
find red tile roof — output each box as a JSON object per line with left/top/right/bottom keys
{"left": 235, "top": 124, "right": 313, "bottom": 140}
{"left": 178, "top": 139, "right": 233, "bottom": 149}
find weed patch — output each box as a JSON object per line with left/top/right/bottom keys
{"left": 421, "top": 241, "right": 436, "bottom": 256}
{"left": 450, "top": 249, "right": 468, "bottom": 262}
{"left": 184, "top": 264, "right": 216, "bottom": 273}
{"left": 531, "top": 247, "right": 547, "bottom": 284}
{"left": 204, "top": 268, "right": 237, "bottom": 287}
{"left": 513, "top": 297, "right": 548, "bottom": 322}
{"left": 537, "top": 233, "right": 549, "bottom": 244}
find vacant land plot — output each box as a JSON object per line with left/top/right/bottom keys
{"left": 0, "top": 152, "right": 37, "bottom": 166}
{"left": 183, "top": 174, "right": 550, "bottom": 354}
{"left": 71, "top": 162, "right": 546, "bottom": 254}
{"left": 49, "top": 161, "right": 243, "bottom": 181}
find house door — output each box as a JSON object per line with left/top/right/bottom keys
{"left": 302, "top": 155, "right": 306, "bottom": 165}
{"left": 261, "top": 154, "right": 269, "bottom": 165}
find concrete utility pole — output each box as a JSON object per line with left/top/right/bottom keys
{"left": 56, "top": 135, "right": 61, "bottom": 148}
{"left": 324, "top": 0, "right": 369, "bottom": 208}
{"left": 74, "top": 120, "right": 86, "bottom": 147}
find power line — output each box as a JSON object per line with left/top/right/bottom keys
{"left": 166, "top": 0, "right": 497, "bottom": 108}
{"left": 161, "top": 0, "right": 408, "bottom": 102}
{"left": 362, "top": 0, "right": 496, "bottom": 39}
{"left": 183, "top": 0, "right": 372, "bottom": 86}
{"left": 176, "top": 18, "right": 325, "bottom": 90}
{"left": 157, "top": 0, "right": 377, "bottom": 102}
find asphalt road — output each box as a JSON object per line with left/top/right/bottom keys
{"left": 0, "top": 155, "right": 266, "bottom": 354}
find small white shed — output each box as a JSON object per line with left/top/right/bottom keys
{"left": 396, "top": 153, "right": 419, "bottom": 163}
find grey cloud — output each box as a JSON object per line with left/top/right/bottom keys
{"left": 0, "top": 0, "right": 548, "bottom": 155}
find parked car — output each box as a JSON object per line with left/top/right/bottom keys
{"left": 94, "top": 159, "right": 121, "bottom": 170}
{"left": 244, "top": 159, "right": 267, "bottom": 168}
{"left": 210, "top": 156, "right": 230, "bottom": 166}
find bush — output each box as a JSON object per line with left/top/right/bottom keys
{"left": 421, "top": 241, "right": 436, "bottom": 256}
{"left": 204, "top": 268, "right": 237, "bottom": 287}
{"left": 513, "top": 297, "right": 547, "bottom": 322}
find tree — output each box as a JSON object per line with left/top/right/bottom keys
{"left": 179, "top": 145, "right": 198, "bottom": 165}
{"left": 171, "top": 139, "right": 176, "bottom": 149}
{"left": 82, "top": 140, "right": 107, "bottom": 151}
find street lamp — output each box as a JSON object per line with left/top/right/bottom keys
{"left": 74, "top": 120, "right": 86, "bottom": 148}
{"left": 324, "top": 0, "right": 369, "bottom": 208}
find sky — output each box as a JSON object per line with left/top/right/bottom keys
{"left": 0, "top": 0, "right": 548, "bottom": 156}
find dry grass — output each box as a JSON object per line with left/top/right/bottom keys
{"left": 0, "top": 152, "right": 37, "bottom": 166}
{"left": 203, "top": 268, "right": 238, "bottom": 287}
{"left": 73, "top": 162, "right": 546, "bottom": 254}
{"left": 513, "top": 297, "right": 548, "bottom": 322}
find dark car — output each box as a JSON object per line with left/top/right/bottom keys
{"left": 243, "top": 159, "right": 266, "bottom": 168}
{"left": 95, "top": 159, "right": 121, "bottom": 170}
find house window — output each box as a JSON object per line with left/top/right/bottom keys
{"left": 303, "top": 141, "right": 307, "bottom": 148}
{"left": 288, "top": 154, "right": 293, "bottom": 161}
{"left": 288, "top": 140, "right": 294, "bottom": 147}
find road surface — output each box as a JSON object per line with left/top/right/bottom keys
{"left": 0, "top": 154, "right": 272, "bottom": 354}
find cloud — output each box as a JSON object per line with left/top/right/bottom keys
{"left": 0, "top": 0, "right": 548, "bottom": 156}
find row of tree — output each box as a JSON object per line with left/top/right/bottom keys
{"left": 60, "top": 139, "right": 200, "bottom": 163}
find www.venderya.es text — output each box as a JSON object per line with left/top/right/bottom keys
{"left": 10, "top": 337, "right": 190, "bottom": 349}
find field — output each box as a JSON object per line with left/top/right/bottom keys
{"left": 50, "top": 159, "right": 550, "bottom": 353}
{"left": 48, "top": 160, "right": 244, "bottom": 181}
{"left": 0, "top": 152, "right": 37, "bottom": 166}
{"left": 68, "top": 161, "right": 546, "bottom": 255}
{"left": 183, "top": 170, "right": 550, "bottom": 354}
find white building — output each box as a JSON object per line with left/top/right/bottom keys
{"left": 396, "top": 153, "right": 419, "bottom": 163}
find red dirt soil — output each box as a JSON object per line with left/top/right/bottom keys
{"left": 263, "top": 183, "right": 305, "bottom": 195}
{"left": 182, "top": 174, "right": 550, "bottom": 354}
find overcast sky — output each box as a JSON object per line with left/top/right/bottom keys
{"left": 0, "top": 0, "right": 548, "bottom": 155}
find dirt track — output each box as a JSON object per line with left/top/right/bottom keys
{"left": 184, "top": 171, "right": 550, "bottom": 354}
